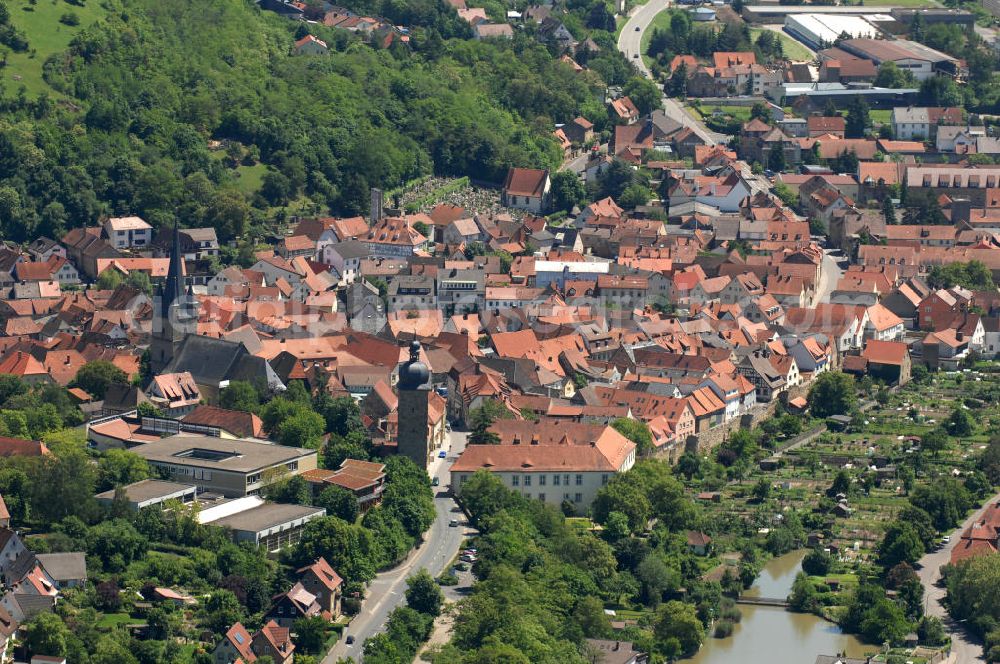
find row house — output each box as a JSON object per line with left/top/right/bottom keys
{"left": 736, "top": 349, "right": 788, "bottom": 403}
{"left": 437, "top": 268, "right": 485, "bottom": 315}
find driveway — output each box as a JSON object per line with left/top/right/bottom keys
{"left": 562, "top": 149, "right": 595, "bottom": 175}
{"left": 616, "top": 0, "right": 725, "bottom": 146}
{"left": 813, "top": 249, "right": 845, "bottom": 305}
{"left": 915, "top": 492, "right": 1000, "bottom": 664}
{"left": 323, "top": 431, "right": 474, "bottom": 663}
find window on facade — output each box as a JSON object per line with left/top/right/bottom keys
{"left": 601, "top": 474, "right": 610, "bottom": 485}
{"left": 539, "top": 475, "right": 546, "bottom": 486}
{"left": 575, "top": 474, "right": 583, "bottom": 486}
{"left": 553, "top": 475, "right": 560, "bottom": 485}
{"left": 524, "top": 475, "right": 531, "bottom": 487}
{"left": 538, "top": 493, "right": 546, "bottom": 502}
{"left": 575, "top": 493, "right": 583, "bottom": 503}
{"left": 511, "top": 475, "right": 519, "bottom": 486}
{"left": 564, "top": 474, "right": 570, "bottom": 486}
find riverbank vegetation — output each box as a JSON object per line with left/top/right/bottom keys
{"left": 427, "top": 366, "right": 999, "bottom": 662}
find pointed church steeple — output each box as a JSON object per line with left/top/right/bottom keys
{"left": 163, "top": 220, "right": 184, "bottom": 317}
{"left": 150, "top": 220, "right": 198, "bottom": 375}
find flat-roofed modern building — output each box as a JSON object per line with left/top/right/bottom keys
{"left": 94, "top": 479, "right": 197, "bottom": 510}
{"left": 130, "top": 435, "right": 318, "bottom": 497}
{"left": 206, "top": 503, "right": 325, "bottom": 551}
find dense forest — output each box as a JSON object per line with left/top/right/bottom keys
{"left": 0, "top": 0, "right": 618, "bottom": 242}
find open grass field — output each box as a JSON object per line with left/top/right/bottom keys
{"left": 232, "top": 162, "right": 268, "bottom": 195}
{"left": 209, "top": 151, "right": 268, "bottom": 196}
{"left": 749, "top": 27, "right": 814, "bottom": 62}
{"left": 3, "top": 0, "right": 110, "bottom": 98}
{"left": 96, "top": 612, "right": 146, "bottom": 629}
{"left": 706, "top": 104, "right": 753, "bottom": 121}
{"left": 869, "top": 109, "right": 892, "bottom": 125}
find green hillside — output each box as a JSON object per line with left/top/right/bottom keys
{"left": 2, "top": 0, "right": 110, "bottom": 97}
{"left": 0, "top": 0, "right": 621, "bottom": 242}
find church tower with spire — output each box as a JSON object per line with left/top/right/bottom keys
{"left": 149, "top": 223, "right": 199, "bottom": 374}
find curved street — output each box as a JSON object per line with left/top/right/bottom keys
{"left": 616, "top": 0, "right": 723, "bottom": 146}
{"left": 915, "top": 491, "right": 1000, "bottom": 664}
{"left": 322, "top": 432, "right": 472, "bottom": 663}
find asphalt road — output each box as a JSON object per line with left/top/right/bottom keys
{"left": 323, "top": 431, "right": 472, "bottom": 663}
{"left": 616, "top": 0, "right": 667, "bottom": 77}
{"left": 562, "top": 150, "right": 592, "bottom": 175}
{"left": 916, "top": 491, "right": 1000, "bottom": 664}
{"left": 616, "top": 0, "right": 723, "bottom": 146}
{"left": 814, "top": 249, "right": 845, "bottom": 305}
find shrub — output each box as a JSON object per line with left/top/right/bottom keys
{"left": 59, "top": 11, "right": 79, "bottom": 25}
{"left": 437, "top": 573, "right": 459, "bottom": 586}
{"left": 713, "top": 619, "right": 734, "bottom": 638}
{"left": 719, "top": 604, "right": 742, "bottom": 623}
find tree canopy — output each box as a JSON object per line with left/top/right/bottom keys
{"left": 807, "top": 372, "right": 856, "bottom": 418}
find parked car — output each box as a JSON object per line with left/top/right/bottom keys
{"left": 635, "top": 25, "right": 640, "bottom": 30}
{"left": 438, "top": 450, "right": 447, "bottom": 458}
{"left": 449, "top": 519, "right": 459, "bottom": 527}
{"left": 454, "top": 562, "right": 469, "bottom": 571}
{"left": 432, "top": 477, "right": 440, "bottom": 486}
{"left": 346, "top": 635, "right": 355, "bottom": 645}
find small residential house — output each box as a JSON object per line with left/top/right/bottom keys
{"left": 295, "top": 557, "right": 343, "bottom": 619}
{"left": 294, "top": 34, "right": 329, "bottom": 55}
{"left": 104, "top": 217, "right": 153, "bottom": 250}
{"left": 610, "top": 96, "right": 640, "bottom": 125}
{"left": 145, "top": 372, "right": 202, "bottom": 416}
{"left": 213, "top": 623, "right": 256, "bottom": 664}
{"left": 861, "top": 339, "right": 912, "bottom": 385}
{"left": 252, "top": 620, "right": 295, "bottom": 664}
{"left": 687, "top": 531, "right": 712, "bottom": 555}
{"left": 501, "top": 168, "right": 551, "bottom": 214}
{"left": 267, "top": 582, "right": 322, "bottom": 628}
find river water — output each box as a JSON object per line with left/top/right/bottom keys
{"left": 681, "top": 550, "right": 871, "bottom": 664}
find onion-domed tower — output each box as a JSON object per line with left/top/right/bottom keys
{"left": 397, "top": 341, "right": 431, "bottom": 470}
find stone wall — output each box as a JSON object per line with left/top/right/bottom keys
{"left": 687, "top": 383, "right": 812, "bottom": 455}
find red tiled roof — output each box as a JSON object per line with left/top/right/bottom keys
{"left": 807, "top": 116, "right": 845, "bottom": 133}
{"left": 503, "top": 168, "right": 549, "bottom": 198}
{"left": 183, "top": 405, "right": 264, "bottom": 438}
{"left": 862, "top": 339, "right": 908, "bottom": 366}
{"left": 0, "top": 436, "right": 50, "bottom": 457}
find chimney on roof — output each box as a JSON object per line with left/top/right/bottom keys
{"left": 530, "top": 434, "right": 539, "bottom": 445}
{"left": 957, "top": 331, "right": 964, "bottom": 342}
{"left": 513, "top": 435, "right": 520, "bottom": 445}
